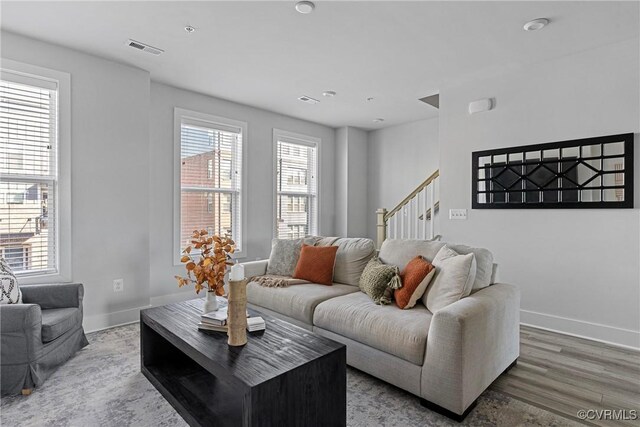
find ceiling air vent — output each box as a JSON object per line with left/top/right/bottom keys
{"left": 126, "top": 39, "right": 164, "bottom": 55}
{"left": 298, "top": 95, "right": 320, "bottom": 105}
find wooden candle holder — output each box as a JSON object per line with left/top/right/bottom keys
{"left": 227, "top": 279, "right": 248, "bottom": 346}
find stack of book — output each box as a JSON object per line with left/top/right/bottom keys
{"left": 198, "top": 308, "right": 229, "bottom": 332}
{"left": 198, "top": 307, "right": 265, "bottom": 333}
{"left": 246, "top": 317, "right": 266, "bottom": 332}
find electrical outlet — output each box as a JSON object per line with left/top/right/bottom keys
{"left": 113, "top": 279, "right": 124, "bottom": 292}
{"left": 449, "top": 209, "right": 468, "bottom": 220}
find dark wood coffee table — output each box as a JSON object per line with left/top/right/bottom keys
{"left": 140, "top": 299, "right": 346, "bottom": 427}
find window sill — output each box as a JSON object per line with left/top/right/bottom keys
{"left": 16, "top": 272, "right": 70, "bottom": 285}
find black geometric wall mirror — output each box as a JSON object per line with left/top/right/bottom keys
{"left": 472, "top": 133, "right": 634, "bottom": 209}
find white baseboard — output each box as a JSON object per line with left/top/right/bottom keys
{"left": 83, "top": 305, "right": 150, "bottom": 333}
{"left": 149, "top": 290, "right": 203, "bottom": 307}
{"left": 83, "top": 292, "right": 203, "bottom": 333}
{"left": 521, "top": 309, "right": 640, "bottom": 351}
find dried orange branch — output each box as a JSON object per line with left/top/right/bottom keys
{"left": 175, "top": 230, "right": 235, "bottom": 296}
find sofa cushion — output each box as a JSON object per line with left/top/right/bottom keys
{"left": 247, "top": 282, "right": 358, "bottom": 325}
{"left": 447, "top": 243, "right": 494, "bottom": 290}
{"left": 358, "top": 257, "right": 400, "bottom": 305}
{"left": 422, "top": 246, "right": 477, "bottom": 312}
{"left": 0, "top": 257, "right": 21, "bottom": 304}
{"left": 41, "top": 307, "right": 80, "bottom": 343}
{"left": 316, "top": 237, "right": 375, "bottom": 286}
{"left": 266, "top": 237, "right": 320, "bottom": 277}
{"left": 293, "top": 245, "right": 338, "bottom": 286}
{"left": 379, "top": 239, "right": 445, "bottom": 270}
{"left": 394, "top": 256, "right": 435, "bottom": 309}
{"left": 313, "top": 291, "right": 432, "bottom": 365}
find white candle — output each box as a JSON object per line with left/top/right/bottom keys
{"left": 230, "top": 263, "right": 244, "bottom": 281}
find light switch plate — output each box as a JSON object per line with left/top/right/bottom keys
{"left": 449, "top": 209, "right": 468, "bottom": 220}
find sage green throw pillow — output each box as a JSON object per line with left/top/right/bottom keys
{"left": 359, "top": 257, "right": 401, "bottom": 305}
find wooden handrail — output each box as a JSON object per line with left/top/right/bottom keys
{"left": 384, "top": 169, "right": 439, "bottom": 221}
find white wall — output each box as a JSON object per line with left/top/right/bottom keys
{"left": 335, "top": 127, "right": 349, "bottom": 236}
{"left": 439, "top": 38, "right": 640, "bottom": 348}
{"left": 1, "top": 31, "right": 337, "bottom": 328}
{"left": 1, "top": 31, "right": 152, "bottom": 329}
{"left": 366, "top": 118, "right": 439, "bottom": 239}
{"left": 346, "top": 127, "right": 369, "bottom": 238}
{"left": 335, "top": 127, "right": 369, "bottom": 238}
{"left": 148, "top": 82, "right": 336, "bottom": 303}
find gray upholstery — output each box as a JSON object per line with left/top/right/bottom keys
{"left": 316, "top": 237, "right": 376, "bottom": 286}
{"left": 41, "top": 308, "right": 81, "bottom": 343}
{"left": 314, "top": 326, "right": 423, "bottom": 396}
{"left": 247, "top": 281, "right": 358, "bottom": 324}
{"left": 379, "top": 239, "right": 445, "bottom": 269}
{"left": 421, "top": 283, "right": 520, "bottom": 414}
{"left": 0, "top": 283, "right": 88, "bottom": 395}
{"left": 447, "top": 244, "right": 494, "bottom": 291}
{"left": 242, "top": 238, "right": 519, "bottom": 417}
{"left": 242, "top": 259, "right": 268, "bottom": 279}
{"left": 313, "top": 291, "right": 433, "bottom": 365}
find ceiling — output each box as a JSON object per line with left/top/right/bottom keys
{"left": 1, "top": 1, "right": 638, "bottom": 130}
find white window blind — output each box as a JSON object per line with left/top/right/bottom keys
{"left": 0, "top": 74, "right": 58, "bottom": 275}
{"left": 179, "top": 116, "right": 243, "bottom": 253}
{"left": 275, "top": 135, "right": 318, "bottom": 239}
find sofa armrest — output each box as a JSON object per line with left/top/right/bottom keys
{"left": 421, "top": 283, "right": 520, "bottom": 415}
{"left": 242, "top": 259, "right": 269, "bottom": 278}
{"left": 0, "top": 304, "right": 43, "bottom": 364}
{"left": 21, "top": 283, "right": 84, "bottom": 310}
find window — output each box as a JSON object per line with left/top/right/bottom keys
{"left": 274, "top": 129, "right": 319, "bottom": 239}
{"left": 175, "top": 109, "right": 246, "bottom": 260}
{"left": 2, "top": 246, "right": 29, "bottom": 271}
{"left": 0, "top": 66, "right": 68, "bottom": 277}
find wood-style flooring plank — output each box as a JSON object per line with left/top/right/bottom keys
{"left": 491, "top": 326, "right": 640, "bottom": 427}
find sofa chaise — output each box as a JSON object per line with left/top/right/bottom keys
{"left": 242, "top": 237, "right": 520, "bottom": 420}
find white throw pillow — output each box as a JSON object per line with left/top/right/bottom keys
{"left": 422, "top": 246, "right": 476, "bottom": 312}
{"left": 0, "top": 257, "right": 21, "bottom": 304}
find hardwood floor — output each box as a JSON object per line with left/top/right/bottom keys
{"left": 491, "top": 326, "right": 640, "bottom": 427}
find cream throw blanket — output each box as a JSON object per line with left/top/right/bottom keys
{"left": 249, "top": 275, "right": 310, "bottom": 288}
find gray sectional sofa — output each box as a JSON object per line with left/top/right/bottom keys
{"left": 243, "top": 237, "right": 520, "bottom": 419}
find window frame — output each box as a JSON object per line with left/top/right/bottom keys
{"left": 0, "top": 59, "right": 71, "bottom": 284}
{"left": 173, "top": 108, "right": 247, "bottom": 264}
{"left": 272, "top": 128, "right": 321, "bottom": 239}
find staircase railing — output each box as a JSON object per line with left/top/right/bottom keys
{"left": 376, "top": 169, "right": 440, "bottom": 249}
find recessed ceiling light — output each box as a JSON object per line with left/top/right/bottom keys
{"left": 322, "top": 90, "right": 336, "bottom": 97}
{"left": 295, "top": 1, "right": 315, "bottom": 14}
{"left": 523, "top": 18, "right": 549, "bottom": 31}
{"left": 185, "top": 25, "right": 196, "bottom": 33}
{"left": 373, "top": 118, "right": 385, "bottom": 123}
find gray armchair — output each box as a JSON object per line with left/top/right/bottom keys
{"left": 0, "top": 283, "right": 89, "bottom": 396}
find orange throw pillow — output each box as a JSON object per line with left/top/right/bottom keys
{"left": 394, "top": 256, "right": 435, "bottom": 309}
{"left": 293, "top": 244, "right": 338, "bottom": 286}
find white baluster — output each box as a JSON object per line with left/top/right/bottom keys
{"left": 429, "top": 182, "right": 435, "bottom": 240}
{"left": 422, "top": 186, "right": 427, "bottom": 240}
{"left": 413, "top": 195, "right": 420, "bottom": 239}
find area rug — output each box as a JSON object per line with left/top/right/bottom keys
{"left": 1, "top": 324, "right": 580, "bottom": 427}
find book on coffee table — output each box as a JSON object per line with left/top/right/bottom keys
{"left": 197, "top": 322, "right": 228, "bottom": 332}
{"left": 247, "top": 317, "right": 266, "bottom": 332}
{"left": 201, "top": 307, "right": 250, "bottom": 327}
